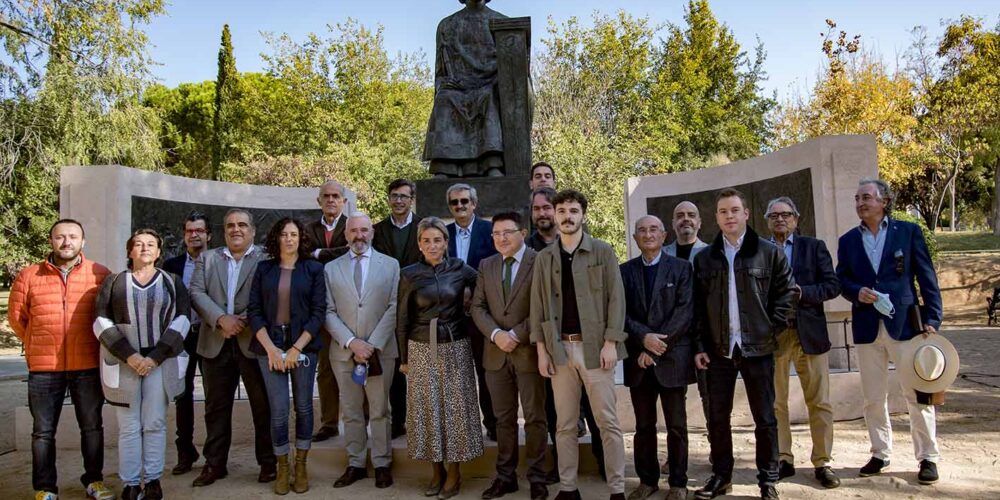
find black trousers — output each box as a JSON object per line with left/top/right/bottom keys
{"left": 468, "top": 320, "right": 497, "bottom": 433}
{"left": 485, "top": 358, "right": 548, "bottom": 484}
{"left": 201, "top": 338, "right": 276, "bottom": 468}
{"left": 706, "top": 347, "right": 778, "bottom": 488}
{"left": 696, "top": 367, "right": 711, "bottom": 442}
{"left": 545, "top": 378, "right": 605, "bottom": 478}
{"left": 390, "top": 359, "right": 407, "bottom": 434}
{"left": 631, "top": 371, "right": 688, "bottom": 488}
{"left": 174, "top": 327, "right": 201, "bottom": 460}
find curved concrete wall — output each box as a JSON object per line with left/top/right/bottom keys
{"left": 59, "top": 165, "right": 356, "bottom": 272}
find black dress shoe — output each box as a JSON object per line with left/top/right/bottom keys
{"left": 694, "top": 475, "right": 732, "bottom": 499}
{"left": 778, "top": 460, "right": 795, "bottom": 480}
{"left": 375, "top": 466, "right": 393, "bottom": 488}
{"left": 313, "top": 426, "right": 339, "bottom": 442}
{"left": 760, "top": 485, "right": 779, "bottom": 500}
{"left": 554, "top": 490, "right": 582, "bottom": 500}
{"left": 334, "top": 466, "right": 369, "bottom": 488}
{"left": 143, "top": 479, "right": 163, "bottom": 500}
{"left": 172, "top": 451, "right": 199, "bottom": 475}
{"left": 391, "top": 426, "right": 406, "bottom": 439}
{"left": 258, "top": 462, "right": 277, "bottom": 483}
{"left": 859, "top": 457, "right": 889, "bottom": 477}
{"left": 482, "top": 479, "right": 518, "bottom": 499}
{"left": 814, "top": 466, "right": 840, "bottom": 488}
{"left": 192, "top": 465, "right": 228, "bottom": 487}
{"left": 530, "top": 482, "right": 549, "bottom": 500}
{"left": 610, "top": 494, "right": 625, "bottom": 500}
{"left": 917, "top": 460, "right": 939, "bottom": 485}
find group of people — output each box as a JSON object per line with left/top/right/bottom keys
{"left": 7, "top": 160, "right": 944, "bottom": 500}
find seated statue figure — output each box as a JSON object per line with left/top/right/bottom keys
{"left": 423, "top": 0, "right": 507, "bottom": 178}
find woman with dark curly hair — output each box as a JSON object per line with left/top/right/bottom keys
{"left": 247, "top": 217, "right": 326, "bottom": 494}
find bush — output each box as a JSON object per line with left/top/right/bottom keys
{"left": 892, "top": 210, "right": 938, "bottom": 261}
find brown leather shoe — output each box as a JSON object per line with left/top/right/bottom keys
{"left": 192, "top": 465, "right": 228, "bottom": 487}
{"left": 258, "top": 462, "right": 277, "bottom": 483}
{"left": 375, "top": 467, "right": 393, "bottom": 488}
{"left": 293, "top": 449, "right": 310, "bottom": 493}
{"left": 334, "top": 466, "right": 369, "bottom": 488}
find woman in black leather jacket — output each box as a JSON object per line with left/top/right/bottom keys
{"left": 396, "top": 216, "right": 483, "bottom": 499}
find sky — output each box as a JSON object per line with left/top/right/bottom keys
{"left": 145, "top": 0, "right": 1000, "bottom": 99}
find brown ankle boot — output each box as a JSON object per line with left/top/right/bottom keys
{"left": 293, "top": 449, "right": 309, "bottom": 493}
{"left": 274, "top": 454, "right": 290, "bottom": 495}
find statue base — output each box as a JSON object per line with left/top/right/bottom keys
{"left": 415, "top": 176, "right": 531, "bottom": 220}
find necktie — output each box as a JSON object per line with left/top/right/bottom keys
{"left": 353, "top": 253, "right": 364, "bottom": 296}
{"left": 502, "top": 256, "right": 515, "bottom": 301}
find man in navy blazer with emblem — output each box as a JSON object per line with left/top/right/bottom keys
{"left": 764, "top": 197, "right": 841, "bottom": 489}
{"left": 836, "top": 178, "right": 943, "bottom": 485}
{"left": 621, "top": 215, "right": 694, "bottom": 500}
{"left": 445, "top": 183, "right": 499, "bottom": 439}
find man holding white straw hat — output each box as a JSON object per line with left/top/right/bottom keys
{"left": 836, "top": 178, "right": 945, "bottom": 485}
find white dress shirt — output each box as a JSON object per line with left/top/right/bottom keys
{"left": 182, "top": 252, "right": 201, "bottom": 324}
{"left": 391, "top": 211, "right": 414, "bottom": 229}
{"left": 724, "top": 231, "right": 745, "bottom": 358}
{"left": 222, "top": 245, "right": 255, "bottom": 316}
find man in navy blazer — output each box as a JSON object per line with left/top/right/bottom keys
{"left": 621, "top": 215, "right": 695, "bottom": 500}
{"left": 836, "top": 178, "right": 943, "bottom": 485}
{"left": 446, "top": 183, "right": 499, "bottom": 439}
{"left": 162, "top": 211, "right": 212, "bottom": 475}
{"left": 765, "top": 197, "right": 841, "bottom": 489}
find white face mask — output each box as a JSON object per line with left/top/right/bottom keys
{"left": 873, "top": 290, "right": 895, "bottom": 319}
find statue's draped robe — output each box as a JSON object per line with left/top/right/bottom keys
{"left": 422, "top": 7, "right": 506, "bottom": 176}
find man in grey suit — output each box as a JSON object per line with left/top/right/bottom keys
{"left": 189, "top": 208, "right": 276, "bottom": 487}
{"left": 325, "top": 213, "right": 400, "bottom": 490}
{"left": 472, "top": 211, "right": 548, "bottom": 500}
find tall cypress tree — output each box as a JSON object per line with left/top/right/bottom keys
{"left": 212, "top": 24, "right": 239, "bottom": 180}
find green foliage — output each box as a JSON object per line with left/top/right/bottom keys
{"left": 143, "top": 80, "right": 216, "bottom": 178}
{"left": 212, "top": 24, "right": 239, "bottom": 180}
{"left": 892, "top": 210, "right": 938, "bottom": 261}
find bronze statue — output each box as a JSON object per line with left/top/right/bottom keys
{"left": 423, "top": 0, "right": 507, "bottom": 178}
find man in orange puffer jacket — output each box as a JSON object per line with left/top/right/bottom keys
{"left": 8, "top": 219, "right": 115, "bottom": 500}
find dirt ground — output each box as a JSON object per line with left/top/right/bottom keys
{"left": 0, "top": 328, "right": 997, "bottom": 499}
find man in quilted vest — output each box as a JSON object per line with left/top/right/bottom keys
{"left": 8, "top": 219, "right": 114, "bottom": 500}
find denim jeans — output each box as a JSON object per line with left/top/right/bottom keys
{"left": 28, "top": 369, "right": 105, "bottom": 493}
{"left": 116, "top": 366, "right": 169, "bottom": 486}
{"left": 258, "top": 353, "right": 318, "bottom": 455}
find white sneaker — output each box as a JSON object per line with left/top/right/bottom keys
{"left": 34, "top": 492, "right": 58, "bottom": 500}
{"left": 85, "top": 481, "right": 116, "bottom": 500}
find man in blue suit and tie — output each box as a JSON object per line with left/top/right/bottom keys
{"left": 836, "top": 178, "right": 943, "bottom": 486}
{"left": 446, "top": 183, "right": 499, "bottom": 440}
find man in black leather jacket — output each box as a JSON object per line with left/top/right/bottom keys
{"left": 691, "top": 188, "right": 795, "bottom": 500}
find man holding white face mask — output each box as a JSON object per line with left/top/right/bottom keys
{"left": 836, "top": 178, "right": 944, "bottom": 486}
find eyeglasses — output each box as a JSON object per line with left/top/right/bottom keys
{"left": 449, "top": 198, "right": 472, "bottom": 206}
{"left": 491, "top": 229, "right": 521, "bottom": 239}
{"left": 767, "top": 212, "right": 795, "bottom": 220}
{"left": 389, "top": 193, "right": 412, "bottom": 201}
{"left": 184, "top": 228, "right": 208, "bottom": 235}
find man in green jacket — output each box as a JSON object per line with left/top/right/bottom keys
{"left": 530, "top": 189, "right": 627, "bottom": 500}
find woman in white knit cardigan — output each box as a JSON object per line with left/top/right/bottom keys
{"left": 93, "top": 229, "right": 190, "bottom": 500}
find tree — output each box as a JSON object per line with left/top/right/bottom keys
{"left": 143, "top": 80, "right": 215, "bottom": 178}
{"left": 212, "top": 24, "right": 240, "bottom": 180}
{"left": 0, "top": 0, "right": 164, "bottom": 280}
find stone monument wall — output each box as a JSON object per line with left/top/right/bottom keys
{"left": 59, "top": 165, "right": 355, "bottom": 272}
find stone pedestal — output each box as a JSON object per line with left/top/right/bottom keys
{"left": 415, "top": 175, "right": 531, "bottom": 220}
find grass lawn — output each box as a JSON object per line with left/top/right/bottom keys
{"left": 936, "top": 230, "right": 1000, "bottom": 253}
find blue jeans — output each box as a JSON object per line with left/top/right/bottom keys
{"left": 28, "top": 369, "right": 105, "bottom": 493}
{"left": 115, "top": 366, "right": 169, "bottom": 486}
{"left": 258, "top": 353, "right": 318, "bottom": 455}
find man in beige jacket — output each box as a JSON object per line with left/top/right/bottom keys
{"left": 530, "top": 189, "right": 628, "bottom": 500}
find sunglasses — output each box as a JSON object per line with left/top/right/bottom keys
{"left": 449, "top": 198, "right": 472, "bottom": 207}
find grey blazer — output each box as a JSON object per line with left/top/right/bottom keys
{"left": 190, "top": 245, "right": 265, "bottom": 359}
{"left": 665, "top": 238, "right": 709, "bottom": 264}
{"left": 471, "top": 248, "right": 539, "bottom": 373}
{"left": 324, "top": 249, "right": 400, "bottom": 362}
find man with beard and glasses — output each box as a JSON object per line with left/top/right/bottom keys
{"left": 163, "top": 211, "right": 212, "bottom": 475}
{"left": 9, "top": 219, "right": 115, "bottom": 500}
{"left": 325, "top": 213, "right": 401, "bottom": 490}
{"left": 372, "top": 178, "right": 422, "bottom": 439}
{"left": 531, "top": 189, "right": 627, "bottom": 500}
